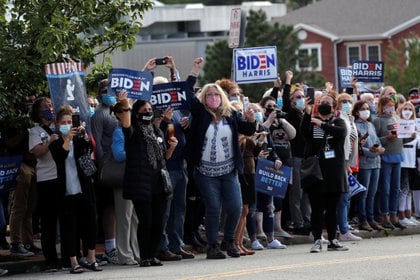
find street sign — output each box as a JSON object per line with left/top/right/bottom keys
{"left": 228, "top": 8, "right": 241, "bottom": 48}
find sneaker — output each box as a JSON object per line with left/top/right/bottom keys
{"left": 0, "top": 268, "right": 7, "bottom": 277}
{"left": 327, "top": 239, "right": 349, "bottom": 251}
{"left": 44, "top": 265, "right": 59, "bottom": 273}
{"left": 24, "top": 244, "right": 42, "bottom": 254}
{"left": 251, "top": 240, "right": 264, "bottom": 250}
{"left": 10, "top": 243, "right": 35, "bottom": 257}
{"left": 156, "top": 250, "right": 182, "bottom": 261}
{"left": 310, "top": 239, "right": 322, "bottom": 253}
{"left": 409, "top": 217, "right": 420, "bottom": 226}
{"left": 392, "top": 221, "right": 407, "bottom": 229}
{"left": 399, "top": 218, "right": 416, "bottom": 227}
{"left": 102, "top": 248, "right": 119, "bottom": 264}
{"left": 226, "top": 242, "right": 240, "bottom": 258}
{"left": 274, "top": 230, "right": 293, "bottom": 239}
{"left": 309, "top": 232, "right": 330, "bottom": 244}
{"left": 338, "top": 232, "right": 362, "bottom": 242}
{"left": 267, "top": 239, "right": 287, "bottom": 249}
{"left": 348, "top": 225, "right": 359, "bottom": 234}
{"left": 206, "top": 244, "right": 226, "bottom": 259}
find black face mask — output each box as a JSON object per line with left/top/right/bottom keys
{"left": 138, "top": 112, "right": 154, "bottom": 125}
{"left": 318, "top": 104, "right": 332, "bottom": 116}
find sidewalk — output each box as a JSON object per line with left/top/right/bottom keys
{"left": 1, "top": 226, "right": 420, "bottom": 275}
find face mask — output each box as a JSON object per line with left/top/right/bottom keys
{"left": 276, "top": 98, "right": 283, "bottom": 108}
{"left": 383, "top": 106, "right": 395, "bottom": 115}
{"left": 341, "top": 102, "right": 352, "bottom": 115}
{"left": 59, "top": 124, "right": 71, "bottom": 135}
{"left": 359, "top": 110, "right": 370, "bottom": 120}
{"left": 89, "top": 107, "right": 95, "bottom": 117}
{"left": 369, "top": 102, "right": 377, "bottom": 114}
{"left": 295, "top": 98, "right": 305, "bottom": 110}
{"left": 41, "top": 108, "right": 54, "bottom": 121}
{"left": 255, "top": 112, "right": 263, "bottom": 123}
{"left": 229, "top": 96, "right": 240, "bottom": 102}
{"left": 265, "top": 107, "right": 274, "bottom": 118}
{"left": 402, "top": 110, "right": 413, "bottom": 120}
{"left": 101, "top": 95, "right": 116, "bottom": 106}
{"left": 206, "top": 95, "right": 221, "bottom": 110}
{"left": 318, "top": 103, "right": 332, "bottom": 116}
{"left": 138, "top": 112, "right": 154, "bottom": 125}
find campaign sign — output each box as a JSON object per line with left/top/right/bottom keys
{"left": 352, "top": 61, "right": 384, "bottom": 82}
{"left": 45, "top": 62, "right": 91, "bottom": 133}
{"left": 233, "top": 46, "right": 278, "bottom": 84}
{"left": 338, "top": 67, "right": 353, "bottom": 88}
{"left": 397, "top": 119, "right": 415, "bottom": 138}
{"left": 108, "top": 68, "right": 153, "bottom": 100}
{"left": 151, "top": 81, "right": 189, "bottom": 111}
{"left": 255, "top": 158, "right": 291, "bottom": 198}
{"left": 0, "top": 155, "right": 22, "bottom": 193}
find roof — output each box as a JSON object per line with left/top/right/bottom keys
{"left": 273, "top": 0, "right": 420, "bottom": 40}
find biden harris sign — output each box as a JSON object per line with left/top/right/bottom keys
{"left": 108, "top": 68, "right": 154, "bottom": 100}
{"left": 233, "top": 46, "right": 278, "bottom": 84}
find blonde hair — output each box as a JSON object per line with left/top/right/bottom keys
{"left": 397, "top": 101, "right": 416, "bottom": 120}
{"left": 337, "top": 93, "right": 353, "bottom": 104}
{"left": 196, "top": 83, "right": 233, "bottom": 119}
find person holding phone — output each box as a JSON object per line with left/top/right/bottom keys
{"left": 373, "top": 96, "right": 406, "bottom": 229}
{"left": 352, "top": 101, "right": 385, "bottom": 231}
{"left": 49, "top": 105, "right": 101, "bottom": 274}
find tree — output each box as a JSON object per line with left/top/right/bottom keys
{"left": 0, "top": 0, "right": 153, "bottom": 129}
{"left": 288, "top": 0, "right": 321, "bottom": 10}
{"left": 384, "top": 35, "right": 420, "bottom": 96}
{"left": 200, "top": 9, "right": 324, "bottom": 102}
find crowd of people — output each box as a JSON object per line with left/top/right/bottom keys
{"left": 1, "top": 56, "right": 420, "bottom": 276}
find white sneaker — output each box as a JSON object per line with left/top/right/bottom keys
{"left": 399, "top": 218, "right": 416, "bottom": 227}
{"left": 348, "top": 225, "right": 360, "bottom": 234}
{"left": 409, "top": 217, "right": 420, "bottom": 226}
{"left": 310, "top": 239, "right": 322, "bottom": 253}
{"left": 338, "top": 232, "right": 362, "bottom": 242}
{"left": 309, "top": 232, "right": 330, "bottom": 244}
{"left": 251, "top": 240, "right": 264, "bottom": 250}
{"left": 274, "top": 230, "right": 293, "bottom": 239}
{"left": 267, "top": 239, "right": 287, "bottom": 249}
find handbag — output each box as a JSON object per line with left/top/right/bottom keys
{"left": 161, "top": 168, "right": 173, "bottom": 199}
{"left": 99, "top": 155, "right": 126, "bottom": 189}
{"left": 301, "top": 156, "right": 323, "bottom": 181}
{"left": 77, "top": 154, "right": 97, "bottom": 177}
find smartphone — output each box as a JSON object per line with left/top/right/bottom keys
{"left": 243, "top": 97, "right": 249, "bottom": 112}
{"left": 306, "top": 87, "right": 315, "bottom": 105}
{"left": 361, "top": 132, "right": 369, "bottom": 140}
{"left": 167, "top": 123, "right": 174, "bottom": 138}
{"left": 72, "top": 114, "right": 80, "bottom": 128}
{"left": 155, "top": 57, "right": 168, "bottom": 65}
{"left": 266, "top": 147, "right": 273, "bottom": 153}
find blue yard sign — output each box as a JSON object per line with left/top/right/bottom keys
{"left": 352, "top": 61, "right": 384, "bottom": 83}
{"left": 255, "top": 157, "right": 291, "bottom": 198}
{"left": 108, "top": 68, "right": 154, "bottom": 101}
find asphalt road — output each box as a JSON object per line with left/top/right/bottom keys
{"left": 6, "top": 234, "right": 420, "bottom": 280}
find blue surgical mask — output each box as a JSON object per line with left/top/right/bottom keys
{"left": 59, "top": 124, "right": 71, "bottom": 135}
{"left": 101, "top": 95, "right": 116, "bottom": 106}
{"left": 295, "top": 98, "right": 305, "bottom": 110}
{"left": 276, "top": 97, "right": 283, "bottom": 108}
{"left": 341, "top": 102, "right": 352, "bottom": 115}
{"left": 89, "top": 107, "right": 95, "bottom": 117}
{"left": 229, "top": 96, "right": 240, "bottom": 102}
{"left": 369, "top": 102, "right": 377, "bottom": 115}
{"left": 255, "top": 112, "right": 263, "bottom": 123}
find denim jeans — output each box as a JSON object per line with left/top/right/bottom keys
{"left": 194, "top": 170, "right": 242, "bottom": 245}
{"left": 357, "top": 168, "right": 380, "bottom": 222}
{"left": 159, "top": 168, "right": 188, "bottom": 252}
{"left": 337, "top": 192, "right": 350, "bottom": 234}
{"left": 256, "top": 192, "right": 274, "bottom": 237}
{"left": 379, "top": 161, "right": 401, "bottom": 215}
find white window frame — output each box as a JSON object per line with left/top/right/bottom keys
{"left": 296, "top": 43, "right": 322, "bottom": 72}
{"left": 347, "top": 45, "right": 361, "bottom": 65}
{"left": 366, "top": 44, "right": 381, "bottom": 61}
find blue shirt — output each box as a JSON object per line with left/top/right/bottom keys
{"left": 112, "top": 125, "right": 126, "bottom": 162}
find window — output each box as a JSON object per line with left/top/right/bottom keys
{"left": 367, "top": 45, "right": 380, "bottom": 61}
{"left": 297, "top": 43, "right": 322, "bottom": 71}
{"left": 347, "top": 46, "right": 360, "bottom": 65}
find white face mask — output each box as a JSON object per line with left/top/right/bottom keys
{"left": 401, "top": 110, "right": 413, "bottom": 120}
{"left": 359, "top": 110, "right": 370, "bottom": 120}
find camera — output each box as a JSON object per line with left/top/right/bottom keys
{"left": 276, "top": 109, "right": 287, "bottom": 118}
